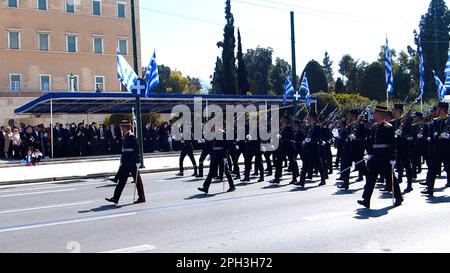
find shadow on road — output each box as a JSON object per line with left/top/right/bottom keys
{"left": 184, "top": 192, "right": 227, "bottom": 200}
{"left": 354, "top": 205, "right": 395, "bottom": 220}
{"left": 426, "top": 195, "right": 450, "bottom": 204}
{"left": 96, "top": 184, "right": 116, "bottom": 189}
{"left": 78, "top": 204, "right": 133, "bottom": 214}
{"left": 332, "top": 188, "right": 364, "bottom": 195}
{"left": 164, "top": 176, "right": 185, "bottom": 181}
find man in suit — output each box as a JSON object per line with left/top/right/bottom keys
{"left": 53, "top": 123, "right": 63, "bottom": 158}
{"left": 98, "top": 124, "right": 107, "bottom": 155}
{"left": 0, "top": 126, "right": 5, "bottom": 159}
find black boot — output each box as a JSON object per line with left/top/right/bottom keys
{"left": 357, "top": 199, "right": 370, "bottom": 209}
{"left": 192, "top": 166, "right": 198, "bottom": 177}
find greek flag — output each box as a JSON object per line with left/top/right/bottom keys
{"left": 145, "top": 50, "right": 160, "bottom": 97}
{"left": 300, "top": 73, "right": 311, "bottom": 107}
{"left": 433, "top": 70, "right": 447, "bottom": 102}
{"left": 385, "top": 37, "right": 394, "bottom": 94}
{"left": 445, "top": 48, "right": 450, "bottom": 91}
{"left": 283, "top": 76, "right": 295, "bottom": 106}
{"left": 117, "top": 52, "right": 138, "bottom": 93}
{"left": 419, "top": 45, "right": 425, "bottom": 98}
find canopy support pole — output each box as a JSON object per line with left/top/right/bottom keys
{"left": 50, "top": 99, "right": 54, "bottom": 159}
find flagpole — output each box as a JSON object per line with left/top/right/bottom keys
{"left": 131, "top": 0, "right": 145, "bottom": 168}
{"left": 290, "top": 11, "right": 298, "bottom": 116}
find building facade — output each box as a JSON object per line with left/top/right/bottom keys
{"left": 0, "top": 0, "right": 141, "bottom": 125}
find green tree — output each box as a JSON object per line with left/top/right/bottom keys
{"left": 211, "top": 57, "right": 224, "bottom": 94}
{"left": 335, "top": 78, "right": 345, "bottom": 93}
{"left": 322, "top": 51, "right": 335, "bottom": 88}
{"left": 301, "top": 60, "right": 329, "bottom": 93}
{"left": 187, "top": 76, "right": 203, "bottom": 94}
{"left": 271, "top": 58, "right": 292, "bottom": 96}
{"left": 168, "top": 70, "right": 189, "bottom": 93}
{"left": 244, "top": 47, "right": 273, "bottom": 95}
{"left": 216, "top": 0, "right": 238, "bottom": 94}
{"left": 417, "top": 0, "right": 450, "bottom": 100}
{"left": 236, "top": 29, "right": 250, "bottom": 95}
{"left": 357, "top": 62, "right": 386, "bottom": 101}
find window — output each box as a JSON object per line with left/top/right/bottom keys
{"left": 38, "top": 0, "right": 47, "bottom": 10}
{"left": 118, "top": 39, "right": 127, "bottom": 55}
{"left": 8, "top": 31, "right": 20, "bottom": 49}
{"left": 95, "top": 76, "right": 105, "bottom": 92}
{"left": 66, "top": 35, "right": 77, "bottom": 52}
{"left": 8, "top": 0, "right": 18, "bottom": 8}
{"left": 10, "top": 74, "right": 21, "bottom": 92}
{"left": 118, "top": 2, "right": 126, "bottom": 18}
{"left": 38, "top": 33, "right": 49, "bottom": 51}
{"left": 66, "top": 0, "right": 74, "bottom": 13}
{"left": 93, "top": 0, "right": 101, "bottom": 16}
{"left": 67, "top": 75, "right": 79, "bottom": 91}
{"left": 40, "top": 75, "right": 51, "bottom": 91}
{"left": 93, "top": 37, "right": 103, "bottom": 54}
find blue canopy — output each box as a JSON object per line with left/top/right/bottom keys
{"left": 14, "top": 92, "right": 317, "bottom": 115}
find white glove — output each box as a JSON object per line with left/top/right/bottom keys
{"left": 197, "top": 140, "right": 202, "bottom": 144}
{"left": 417, "top": 134, "right": 423, "bottom": 139}
{"left": 206, "top": 155, "right": 211, "bottom": 161}
{"left": 427, "top": 137, "right": 431, "bottom": 142}
{"left": 202, "top": 139, "right": 206, "bottom": 143}
{"left": 390, "top": 161, "right": 396, "bottom": 169}
{"left": 136, "top": 163, "right": 141, "bottom": 169}
{"left": 441, "top": 132, "right": 450, "bottom": 139}
{"left": 349, "top": 134, "right": 356, "bottom": 141}
{"left": 365, "top": 155, "right": 373, "bottom": 161}
{"left": 276, "top": 134, "right": 282, "bottom": 139}
{"left": 304, "top": 138, "right": 311, "bottom": 143}
{"left": 261, "top": 146, "right": 267, "bottom": 152}
{"left": 395, "top": 129, "right": 402, "bottom": 136}
{"left": 246, "top": 135, "right": 252, "bottom": 141}
{"left": 235, "top": 145, "right": 239, "bottom": 151}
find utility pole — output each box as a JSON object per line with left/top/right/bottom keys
{"left": 130, "top": 0, "right": 145, "bottom": 168}
{"left": 290, "top": 11, "right": 298, "bottom": 115}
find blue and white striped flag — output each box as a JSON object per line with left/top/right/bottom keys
{"left": 433, "top": 70, "right": 447, "bottom": 102}
{"left": 283, "top": 76, "right": 295, "bottom": 105}
{"left": 444, "top": 48, "right": 450, "bottom": 91}
{"left": 145, "top": 50, "right": 160, "bottom": 97}
{"left": 385, "top": 37, "right": 394, "bottom": 94}
{"left": 419, "top": 45, "right": 425, "bottom": 99}
{"left": 300, "top": 73, "right": 311, "bottom": 108}
{"left": 117, "top": 53, "right": 138, "bottom": 93}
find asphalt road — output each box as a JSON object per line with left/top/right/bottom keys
{"left": 0, "top": 166, "right": 449, "bottom": 253}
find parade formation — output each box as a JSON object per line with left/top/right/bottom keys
{"left": 163, "top": 101, "right": 450, "bottom": 210}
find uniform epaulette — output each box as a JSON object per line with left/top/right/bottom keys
{"left": 384, "top": 121, "right": 393, "bottom": 127}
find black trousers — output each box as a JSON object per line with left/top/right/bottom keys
{"left": 179, "top": 148, "right": 197, "bottom": 172}
{"left": 299, "top": 144, "right": 325, "bottom": 183}
{"left": 426, "top": 146, "right": 450, "bottom": 190}
{"left": 198, "top": 148, "right": 210, "bottom": 177}
{"left": 244, "top": 149, "right": 264, "bottom": 180}
{"left": 275, "top": 144, "right": 299, "bottom": 181}
{"left": 395, "top": 142, "right": 413, "bottom": 186}
{"left": 113, "top": 165, "right": 146, "bottom": 202}
{"left": 202, "top": 151, "right": 234, "bottom": 191}
{"left": 362, "top": 157, "right": 402, "bottom": 202}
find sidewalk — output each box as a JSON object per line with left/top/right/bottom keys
{"left": 0, "top": 152, "right": 207, "bottom": 186}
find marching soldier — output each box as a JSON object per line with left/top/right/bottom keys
{"left": 106, "top": 131, "right": 146, "bottom": 205}
{"left": 198, "top": 126, "right": 236, "bottom": 194}
{"left": 270, "top": 115, "right": 299, "bottom": 185}
{"left": 338, "top": 110, "right": 367, "bottom": 190}
{"left": 319, "top": 115, "right": 334, "bottom": 176}
{"left": 422, "top": 102, "right": 450, "bottom": 196}
{"left": 357, "top": 106, "right": 403, "bottom": 209}
{"left": 410, "top": 112, "right": 428, "bottom": 179}
{"left": 196, "top": 125, "right": 213, "bottom": 178}
{"left": 175, "top": 125, "right": 198, "bottom": 177}
{"left": 242, "top": 120, "right": 264, "bottom": 183}
{"left": 296, "top": 111, "right": 327, "bottom": 188}
{"left": 390, "top": 103, "right": 414, "bottom": 193}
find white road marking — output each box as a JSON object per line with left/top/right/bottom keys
{"left": 100, "top": 244, "right": 157, "bottom": 253}
{"left": 0, "top": 189, "right": 76, "bottom": 198}
{"left": 0, "top": 201, "right": 94, "bottom": 215}
{"left": 0, "top": 212, "right": 136, "bottom": 233}
{"left": 302, "top": 211, "right": 351, "bottom": 221}
{"left": 0, "top": 182, "right": 104, "bottom": 194}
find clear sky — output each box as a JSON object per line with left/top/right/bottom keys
{"left": 139, "top": 0, "right": 449, "bottom": 86}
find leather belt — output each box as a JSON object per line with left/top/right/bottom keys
{"left": 373, "top": 144, "right": 390, "bottom": 149}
